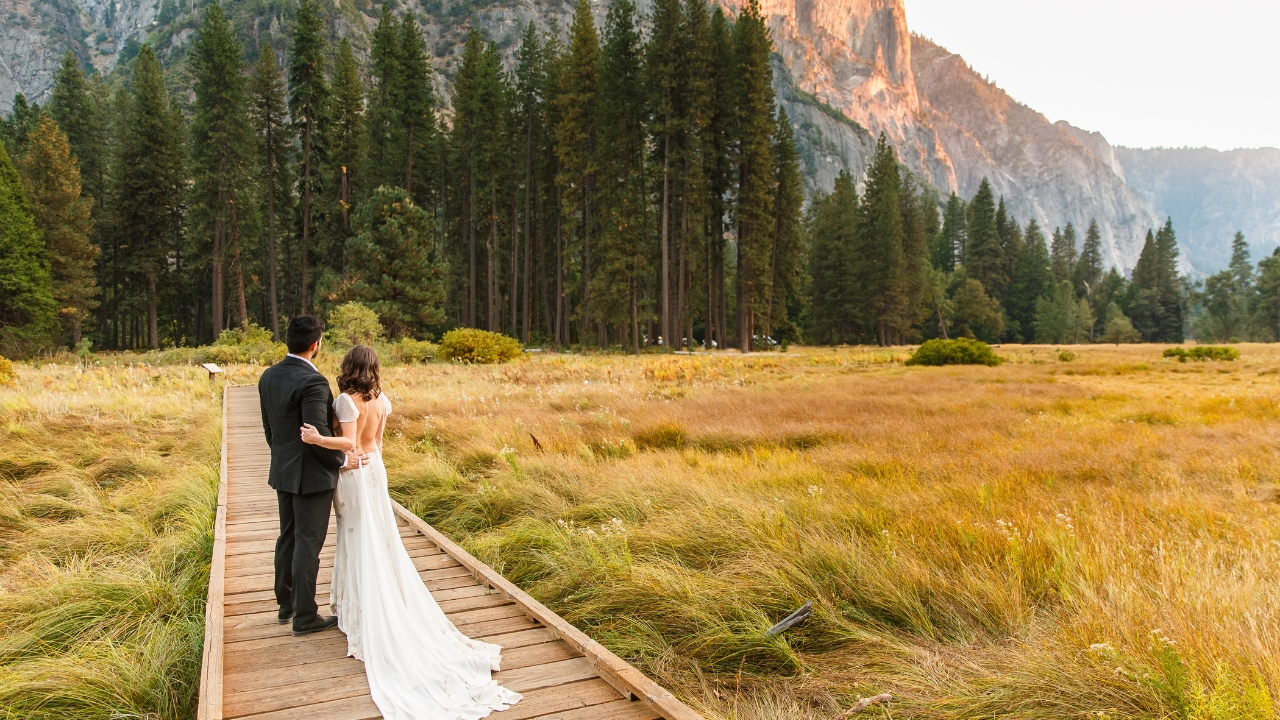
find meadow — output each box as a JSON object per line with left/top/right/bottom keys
{"left": 2, "top": 345, "right": 1279, "bottom": 719}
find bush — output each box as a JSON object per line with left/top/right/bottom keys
{"left": 1057, "top": 350, "right": 1077, "bottom": 362}
{"left": 1163, "top": 346, "right": 1240, "bottom": 363}
{"left": 905, "top": 338, "right": 1001, "bottom": 367}
{"left": 326, "top": 302, "right": 385, "bottom": 348}
{"left": 437, "top": 329, "right": 523, "bottom": 364}
{"left": 0, "top": 355, "right": 14, "bottom": 384}
{"left": 198, "top": 324, "right": 286, "bottom": 365}
{"left": 392, "top": 337, "right": 438, "bottom": 364}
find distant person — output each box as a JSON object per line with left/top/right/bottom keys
{"left": 299, "top": 344, "right": 521, "bottom": 718}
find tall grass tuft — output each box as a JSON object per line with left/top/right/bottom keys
{"left": 0, "top": 361, "right": 219, "bottom": 719}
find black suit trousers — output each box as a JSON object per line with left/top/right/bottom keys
{"left": 274, "top": 488, "right": 334, "bottom": 625}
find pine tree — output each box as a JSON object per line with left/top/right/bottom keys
{"left": 807, "top": 172, "right": 858, "bottom": 344}
{"left": 1073, "top": 218, "right": 1103, "bottom": 300}
{"left": 597, "top": 0, "right": 648, "bottom": 351}
{"left": 250, "top": 43, "right": 290, "bottom": 341}
{"left": 1004, "top": 219, "right": 1051, "bottom": 342}
{"left": 855, "top": 134, "right": 904, "bottom": 345}
{"left": 288, "top": 0, "right": 329, "bottom": 314}
{"left": 191, "top": 4, "right": 255, "bottom": 334}
{"left": 0, "top": 136, "right": 57, "bottom": 354}
{"left": 995, "top": 197, "right": 1021, "bottom": 300}
{"left": 1124, "top": 229, "right": 1161, "bottom": 340}
{"left": 448, "top": 31, "right": 484, "bottom": 328}
{"left": 898, "top": 172, "right": 932, "bottom": 341}
{"left": 1, "top": 93, "right": 44, "bottom": 157}
{"left": 765, "top": 107, "right": 805, "bottom": 343}
{"left": 114, "top": 45, "right": 186, "bottom": 348}
{"left": 323, "top": 38, "right": 366, "bottom": 274}
{"left": 366, "top": 4, "right": 402, "bottom": 190}
{"left": 17, "top": 117, "right": 97, "bottom": 346}
{"left": 965, "top": 178, "right": 1001, "bottom": 297}
{"left": 399, "top": 14, "right": 436, "bottom": 201}
{"left": 556, "top": 0, "right": 602, "bottom": 343}
{"left": 326, "top": 186, "right": 446, "bottom": 337}
{"left": 731, "top": 0, "right": 776, "bottom": 351}
{"left": 704, "top": 6, "right": 734, "bottom": 349}
{"left": 49, "top": 52, "right": 105, "bottom": 215}
{"left": 647, "top": 0, "right": 681, "bottom": 348}
{"left": 514, "top": 22, "right": 545, "bottom": 344}
{"left": 1154, "top": 219, "right": 1183, "bottom": 341}
{"left": 1051, "top": 222, "right": 1078, "bottom": 285}
{"left": 932, "top": 193, "right": 966, "bottom": 271}
{"left": 679, "top": 0, "right": 715, "bottom": 348}
{"left": 473, "top": 42, "right": 509, "bottom": 333}
{"left": 1254, "top": 248, "right": 1280, "bottom": 341}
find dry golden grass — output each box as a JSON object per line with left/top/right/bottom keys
{"left": 375, "top": 345, "right": 1280, "bottom": 719}
{"left": 4, "top": 345, "right": 1280, "bottom": 719}
{"left": 0, "top": 359, "right": 222, "bottom": 719}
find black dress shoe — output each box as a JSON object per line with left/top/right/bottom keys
{"left": 277, "top": 606, "right": 294, "bottom": 625}
{"left": 292, "top": 615, "right": 339, "bottom": 637}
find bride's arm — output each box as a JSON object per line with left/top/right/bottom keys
{"left": 301, "top": 420, "right": 357, "bottom": 452}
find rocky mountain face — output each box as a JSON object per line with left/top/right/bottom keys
{"left": 1115, "top": 147, "right": 1280, "bottom": 273}
{"left": 0, "top": 0, "right": 1255, "bottom": 273}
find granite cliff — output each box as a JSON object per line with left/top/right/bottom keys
{"left": 0, "top": 0, "right": 1259, "bottom": 272}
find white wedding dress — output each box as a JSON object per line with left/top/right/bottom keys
{"left": 329, "top": 392, "right": 522, "bottom": 719}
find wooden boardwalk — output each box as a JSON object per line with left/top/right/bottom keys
{"left": 198, "top": 385, "right": 702, "bottom": 720}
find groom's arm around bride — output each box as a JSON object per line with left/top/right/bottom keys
{"left": 257, "top": 315, "right": 345, "bottom": 635}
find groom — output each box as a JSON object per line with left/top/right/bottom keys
{"left": 259, "top": 315, "right": 346, "bottom": 636}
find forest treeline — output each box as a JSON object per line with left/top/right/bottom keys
{"left": 2, "top": 0, "right": 1278, "bottom": 356}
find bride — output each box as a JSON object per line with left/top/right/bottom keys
{"left": 300, "top": 345, "right": 522, "bottom": 719}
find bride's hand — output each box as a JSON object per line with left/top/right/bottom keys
{"left": 300, "top": 423, "right": 322, "bottom": 445}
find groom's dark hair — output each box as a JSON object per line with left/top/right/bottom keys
{"left": 286, "top": 315, "right": 325, "bottom": 354}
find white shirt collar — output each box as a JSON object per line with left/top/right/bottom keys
{"left": 286, "top": 353, "right": 318, "bottom": 371}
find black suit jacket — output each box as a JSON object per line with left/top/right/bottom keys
{"left": 258, "top": 356, "right": 345, "bottom": 495}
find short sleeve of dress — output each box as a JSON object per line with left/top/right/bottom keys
{"left": 333, "top": 392, "right": 360, "bottom": 423}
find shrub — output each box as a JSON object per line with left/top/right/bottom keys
{"left": 905, "top": 338, "right": 1001, "bottom": 367}
{"left": 326, "top": 302, "right": 385, "bottom": 348}
{"left": 437, "top": 329, "right": 523, "bottom": 364}
{"left": 1163, "top": 346, "right": 1240, "bottom": 363}
{"left": 392, "top": 337, "right": 438, "bottom": 364}
{"left": 0, "top": 355, "right": 14, "bottom": 384}
{"left": 198, "top": 324, "right": 286, "bottom": 365}
{"left": 1057, "top": 350, "right": 1077, "bottom": 362}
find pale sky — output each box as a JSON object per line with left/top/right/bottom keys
{"left": 905, "top": 0, "right": 1280, "bottom": 151}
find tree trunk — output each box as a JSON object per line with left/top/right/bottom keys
{"left": 301, "top": 123, "right": 312, "bottom": 315}
{"left": 147, "top": 271, "right": 159, "bottom": 349}
{"left": 510, "top": 179, "right": 519, "bottom": 337}
{"left": 581, "top": 179, "right": 593, "bottom": 344}
{"left": 660, "top": 134, "right": 670, "bottom": 350}
{"left": 231, "top": 196, "right": 248, "bottom": 330}
{"left": 267, "top": 170, "right": 280, "bottom": 341}
{"left": 631, "top": 280, "right": 639, "bottom": 355}
{"left": 468, "top": 161, "right": 477, "bottom": 328}
{"left": 523, "top": 121, "right": 534, "bottom": 344}
{"left": 212, "top": 189, "right": 224, "bottom": 336}
{"left": 554, "top": 183, "right": 564, "bottom": 347}
{"left": 487, "top": 200, "right": 498, "bottom": 332}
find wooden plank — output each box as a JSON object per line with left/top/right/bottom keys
{"left": 494, "top": 679, "right": 625, "bottom": 720}
{"left": 393, "top": 500, "right": 704, "bottom": 720}
{"left": 197, "top": 388, "right": 230, "bottom": 720}
{"left": 495, "top": 657, "right": 599, "bottom": 693}
{"left": 234, "top": 694, "right": 382, "bottom": 720}
{"left": 223, "top": 672, "right": 372, "bottom": 718}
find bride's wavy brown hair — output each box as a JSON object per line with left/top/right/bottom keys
{"left": 338, "top": 346, "right": 381, "bottom": 401}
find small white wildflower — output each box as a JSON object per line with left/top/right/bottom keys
{"left": 807, "top": 485, "right": 823, "bottom": 497}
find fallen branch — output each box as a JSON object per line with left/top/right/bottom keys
{"left": 834, "top": 694, "right": 892, "bottom": 718}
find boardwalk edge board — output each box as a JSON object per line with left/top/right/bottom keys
{"left": 198, "top": 386, "right": 229, "bottom": 720}
{"left": 197, "top": 384, "right": 705, "bottom": 720}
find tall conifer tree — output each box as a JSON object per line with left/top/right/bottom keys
{"left": 114, "top": 46, "right": 186, "bottom": 348}
{"left": 0, "top": 139, "right": 57, "bottom": 354}
{"left": 18, "top": 117, "right": 97, "bottom": 345}
{"left": 191, "top": 5, "right": 255, "bottom": 333}
{"left": 288, "top": 0, "right": 328, "bottom": 314}
{"left": 856, "top": 134, "right": 904, "bottom": 345}
{"left": 730, "top": 0, "right": 775, "bottom": 351}
{"left": 250, "top": 43, "right": 290, "bottom": 341}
